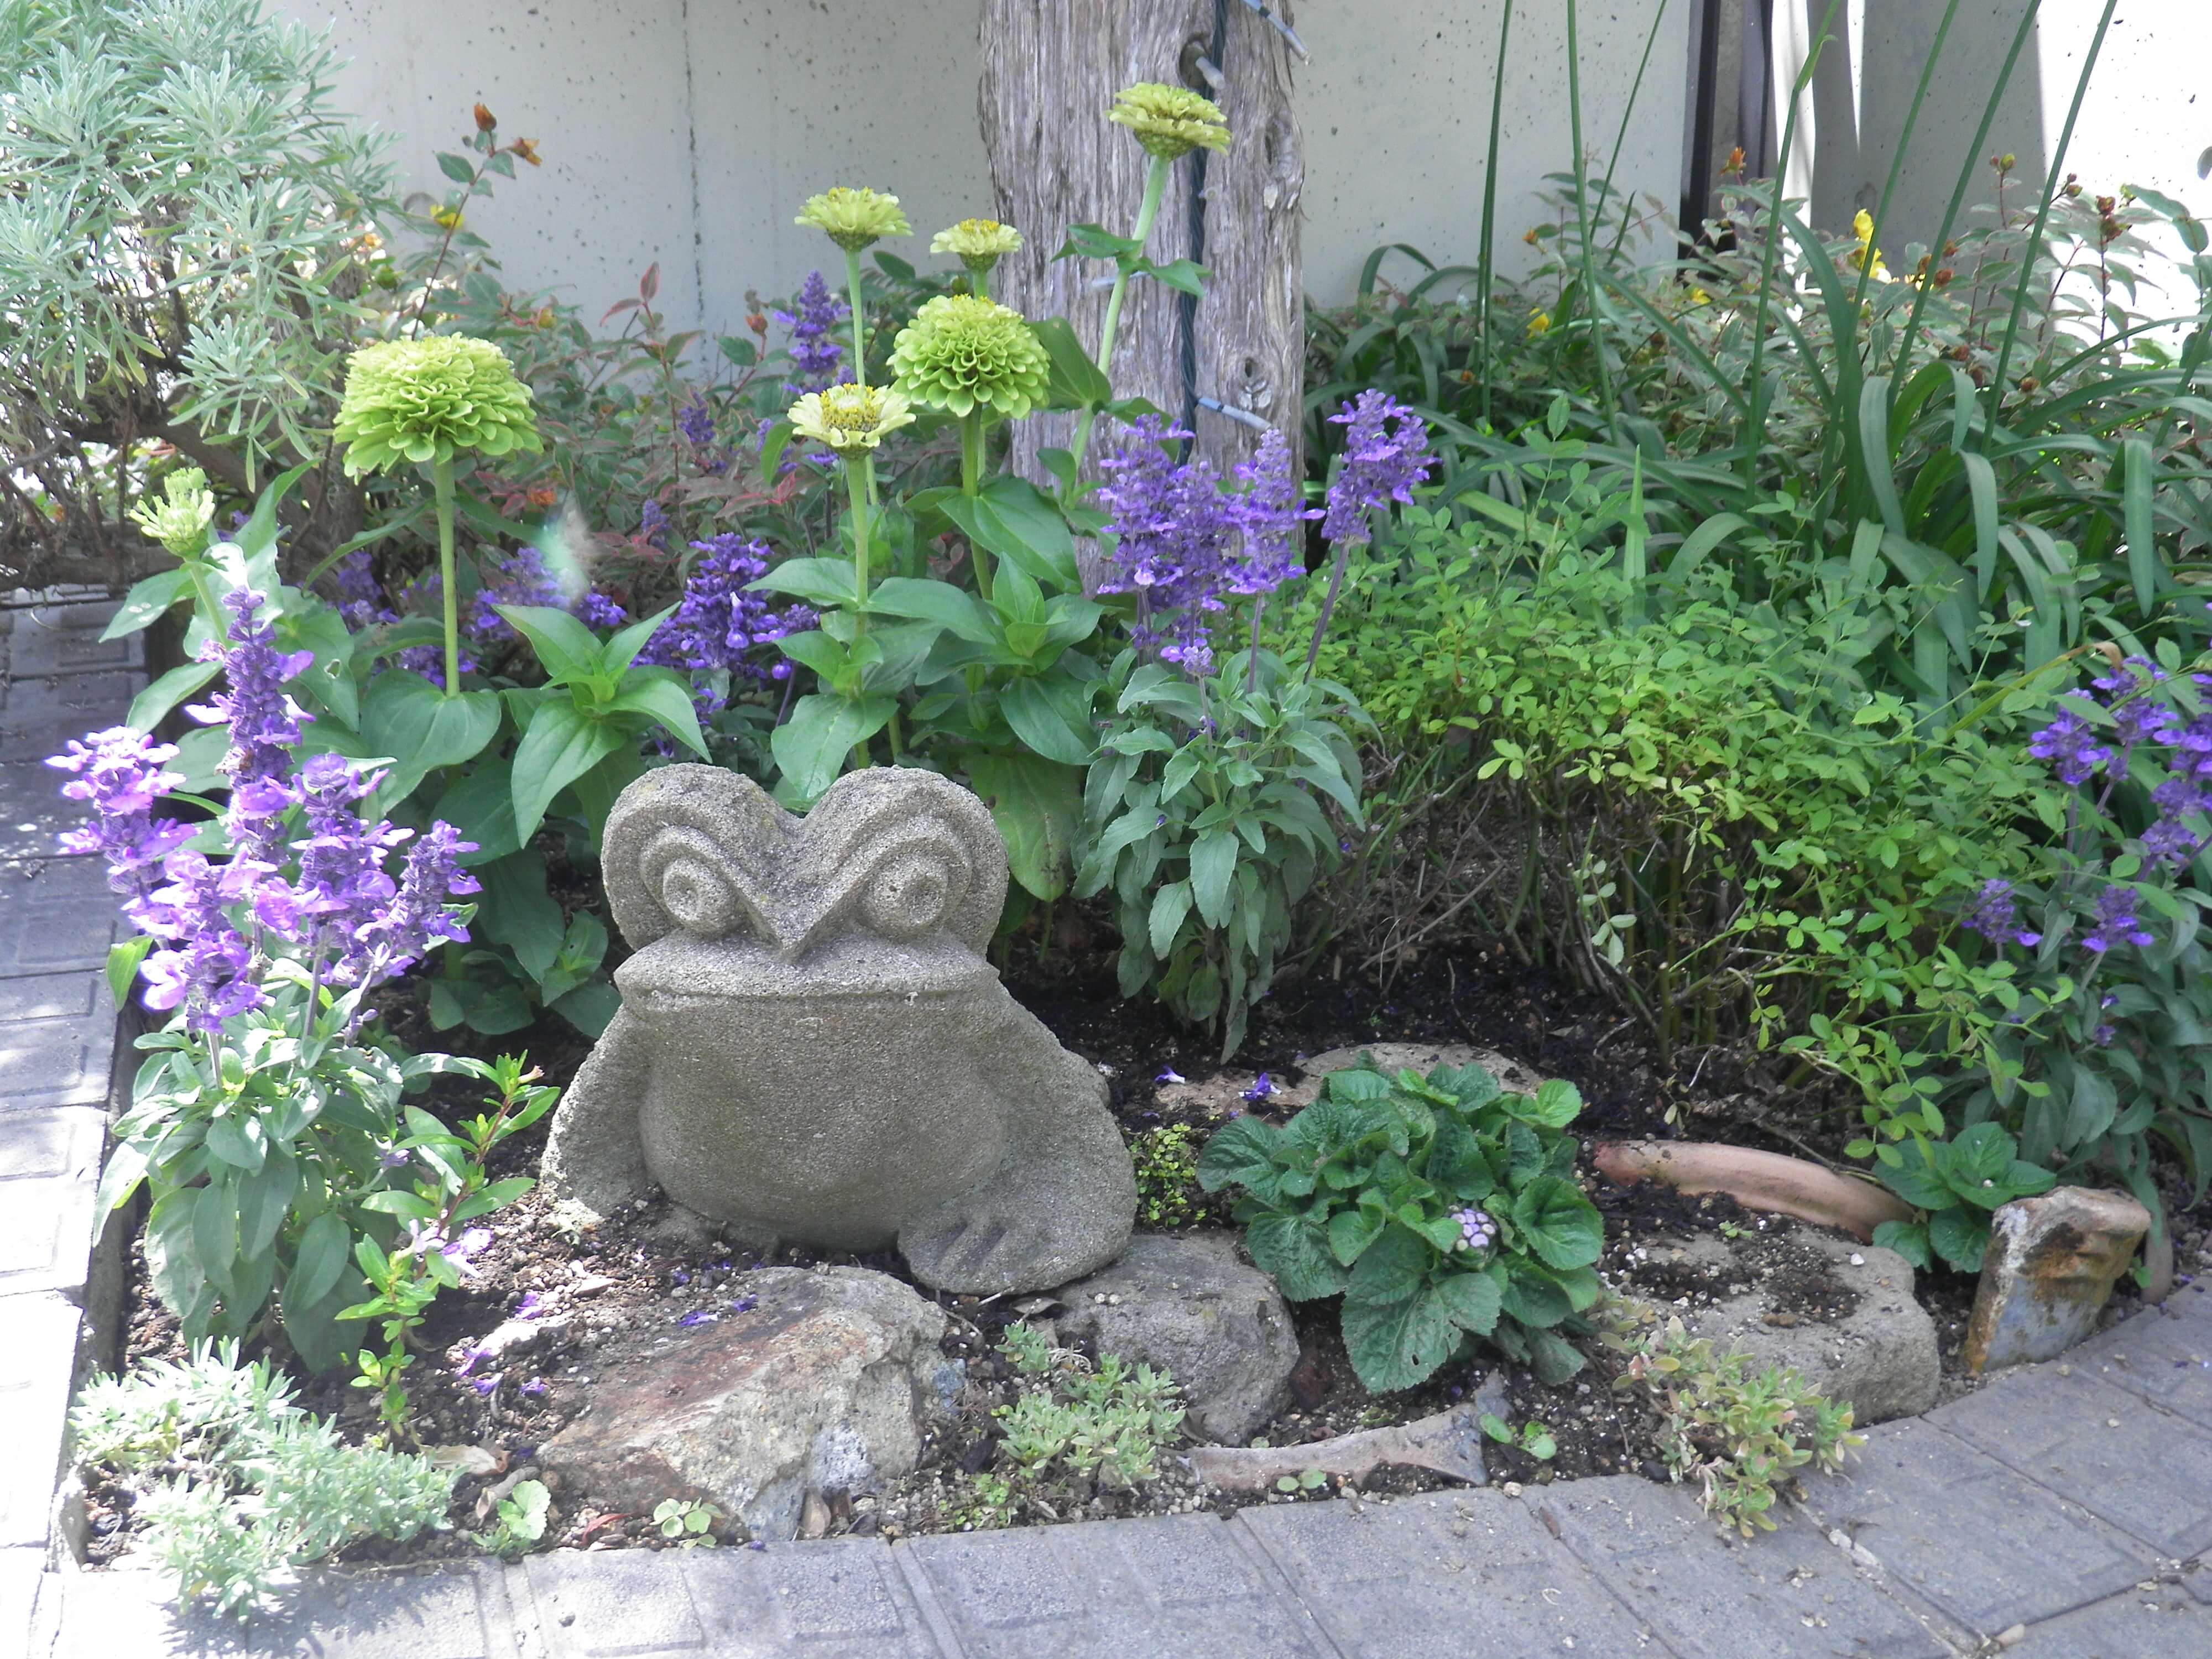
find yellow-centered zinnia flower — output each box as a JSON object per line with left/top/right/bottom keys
{"left": 931, "top": 218, "right": 1024, "bottom": 278}
{"left": 130, "top": 467, "right": 216, "bottom": 557}
{"left": 889, "top": 294, "right": 1051, "bottom": 420}
{"left": 1108, "top": 82, "right": 1230, "bottom": 161}
{"left": 796, "top": 187, "right": 912, "bottom": 253}
{"left": 787, "top": 383, "right": 916, "bottom": 454}
{"left": 334, "top": 336, "right": 541, "bottom": 476}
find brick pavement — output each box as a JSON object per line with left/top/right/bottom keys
{"left": 8, "top": 590, "right": 2212, "bottom": 1657}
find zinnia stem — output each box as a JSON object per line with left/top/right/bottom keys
{"left": 432, "top": 457, "right": 461, "bottom": 694}
{"left": 846, "top": 453, "right": 874, "bottom": 614}
{"left": 1072, "top": 154, "right": 1170, "bottom": 471}
{"left": 959, "top": 411, "right": 994, "bottom": 603}
{"left": 843, "top": 248, "right": 870, "bottom": 390}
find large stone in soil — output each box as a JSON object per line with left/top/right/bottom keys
{"left": 1055, "top": 1233, "right": 1299, "bottom": 1444}
{"left": 535, "top": 1266, "right": 958, "bottom": 1542}
{"left": 1963, "top": 1185, "right": 2149, "bottom": 1374}
{"left": 1672, "top": 1230, "right": 1938, "bottom": 1424}
{"left": 542, "top": 765, "right": 1135, "bottom": 1294}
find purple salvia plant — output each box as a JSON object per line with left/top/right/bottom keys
{"left": 1306, "top": 392, "right": 1434, "bottom": 672}
{"left": 45, "top": 729, "right": 196, "bottom": 912}
{"left": 776, "top": 272, "right": 848, "bottom": 394}
{"left": 637, "top": 534, "right": 815, "bottom": 716}
{"left": 185, "top": 589, "right": 311, "bottom": 867}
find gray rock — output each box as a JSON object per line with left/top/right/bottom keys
{"left": 544, "top": 765, "right": 1135, "bottom": 1294}
{"left": 1963, "top": 1185, "right": 2150, "bottom": 1373}
{"left": 1279, "top": 1041, "right": 1547, "bottom": 1108}
{"left": 1676, "top": 1230, "right": 1938, "bottom": 1423}
{"left": 1055, "top": 1233, "right": 1298, "bottom": 1443}
{"left": 535, "top": 1266, "right": 954, "bottom": 1542}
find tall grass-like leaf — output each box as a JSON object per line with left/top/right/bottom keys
{"left": 1739, "top": 0, "right": 1844, "bottom": 478}
{"left": 1562, "top": 1, "right": 1613, "bottom": 412}
{"left": 1891, "top": 1, "right": 2044, "bottom": 392}
{"left": 2122, "top": 437, "right": 2158, "bottom": 614}
{"left": 1985, "top": 0, "right": 2121, "bottom": 432}
{"left": 1599, "top": 0, "right": 1675, "bottom": 260}
{"left": 1475, "top": 0, "right": 1514, "bottom": 424}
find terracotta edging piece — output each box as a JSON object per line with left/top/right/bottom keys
{"left": 1592, "top": 1140, "right": 1913, "bottom": 1243}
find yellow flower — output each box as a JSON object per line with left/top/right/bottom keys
{"left": 1687, "top": 286, "right": 1712, "bottom": 306}
{"left": 1528, "top": 309, "right": 1552, "bottom": 336}
{"left": 1851, "top": 210, "right": 1892, "bottom": 283}
{"left": 931, "top": 217, "right": 1024, "bottom": 279}
{"left": 796, "top": 187, "right": 912, "bottom": 253}
{"left": 1108, "top": 82, "right": 1230, "bottom": 161}
{"left": 787, "top": 383, "right": 916, "bottom": 455}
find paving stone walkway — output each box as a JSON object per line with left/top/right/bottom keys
{"left": 3, "top": 592, "right": 2211, "bottom": 1658}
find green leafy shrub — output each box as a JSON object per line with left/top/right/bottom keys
{"left": 1198, "top": 1056, "right": 1603, "bottom": 1390}
{"left": 71, "top": 1343, "right": 453, "bottom": 1616}
{"left": 1610, "top": 1313, "right": 1863, "bottom": 1538}
{"left": 1871, "top": 1123, "right": 2056, "bottom": 1273}
{"left": 1078, "top": 648, "right": 1365, "bottom": 1056}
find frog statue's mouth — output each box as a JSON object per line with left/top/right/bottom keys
{"left": 615, "top": 929, "right": 999, "bottom": 1007}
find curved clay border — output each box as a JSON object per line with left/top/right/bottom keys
{"left": 1592, "top": 1140, "right": 1914, "bottom": 1242}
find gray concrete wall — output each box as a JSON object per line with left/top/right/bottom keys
{"left": 280, "top": 1, "right": 1689, "bottom": 335}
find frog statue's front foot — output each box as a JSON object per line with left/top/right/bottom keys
{"left": 541, "top": 765, "right": 1135, "bottom": 1295}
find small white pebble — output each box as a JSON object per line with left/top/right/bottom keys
{"left": 1849, "top": 1253, "right": 1865, "bottom": 1266}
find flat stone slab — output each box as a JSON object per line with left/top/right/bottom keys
{"left": 0, "top": 761, "right": 92, "bottom": 863}
{"left": 1528, "top": 1474, "right": 1963, "bottom": 1658}
{"left": 2068, "top": 1284, "right": 2212, "bottom": 1431}
{"left": 524, "top": 1541, "right": 952, "bottom": 1659}
{"left": 1793, "top": 1419, "right": 2160, "bottom": 1635}
{"left": 0, "top": 1109, "right": 106, "bottom": 1296}
{"left": 0, "top": 972, "right": 117, "bottom": 1113}
{"left": 1234, "top": 1488, "right": 1670, "bottom": 1657}
{"left": 4, "top": 618, "right": 143, "bottom": 682}
{"left": 0, "top": 1293, "right": 82, "bottom": 1552}
{"left": 902, "top": 1512, "right": 1332, "bottom": 1659}
{"left": 46, "top": 1562, "right": 517, "bottom": 1658}
{"left": 2007, "top": 1587, "right": 2212, "bottom": 1656}
{"left": 1931, "top": 1363, "right": 2212, "bottom": 1557}
{"left": 2, "top": 1548, "right": 49, "bottom": 1658}
{"left": 0, "top": 671, "right": 144, "bottom": 763}
{"left": 0, "top": 858, "right": 127, "bottom": 980}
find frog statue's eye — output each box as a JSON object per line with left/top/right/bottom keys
{"left": 859, "top": 838, "right": 963, "bottom": 940}
{"left": 638, "top": 827, "right": 747, "bottom": 938}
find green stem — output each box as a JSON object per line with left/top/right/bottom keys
{"left": 432, "top": 457, "right": 461, "bottom": 694}
{"left": 843, "top": 247, "right": 870, "bottom": 390}
{"left": 1564, "top": 0, "right": 1613, "bottom": 413}
{"left": 1072, "top": 154, "right": 1170, "bottom": 471}
{"left": 1475, "top": 0, "right": 1515, "bottom": 427}
{"left": 971, "top": 264, "right": 992, "bottom": 303}
{"left": 1985, "top": 0, "right": 2118, "bottom": 436}
{"left": 845, "top": 453, "right": 873, "bottom": 613}
{"left": 959, "top": 411, "right": 994, "bottom": 602}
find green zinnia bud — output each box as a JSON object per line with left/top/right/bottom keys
{"left": 129, "top": 467, "right": 216, "bottom": 558}
{"left": 795, "top": 187, "right": 913, "bottom": 254}
{"left": 1108, "top": 82, "right": 1230, "bottom": 161}
{"left": 931, "top": 217, "right": 1024, "bottom": 280}
{"left": 787, "top": 383, "right": 917, "bottom": 455}
{"left": 334, "top": 337, "right": 542, "bottom": 477}
{"left": 889, "top": 294, "right": 1051, "bottom": 421}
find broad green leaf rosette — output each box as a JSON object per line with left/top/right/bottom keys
{"left": 334, "top": 337, "right": 541, "bottom": 694}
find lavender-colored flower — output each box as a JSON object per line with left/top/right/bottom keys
{"left": 677, "top": 400, "right": 716, "bottom": 447}
{"left": 187, "top": 589, "right": 313, "bottom": 865}
{"left": 639, "top": 499, "right": 670, "bottom": 551}
{"left": 520, "top": 1377, "right": 547, "bottom": 1399}
{"left": 636, "top": 535, "right": 815, "bottom": 714}
{"left": 677, "top": 1309, "right": 718, "bottom": 1328}
{"left": 776, "top": 271, "right": 848, "bottom": 393}
{"left": 1320, "top": 391, "right": 1433, "bottom": 546}
{"left": 466, "top": 546, "right": 565, "bottom": 641}
{"left": 290, "top": 752, "right": 410, "bottom": 978}
{"left": 469, "top": 1373, "right": 503, "bottom": 1397}
{"left": 1960, "top": 878, "right": 2042, "bottom": 948}
{"left": 573, "top": 590, "right": 629, "bottom": 630}
{"left": 1225, "top": 427, "right": 1307, "bottom": 596}
{"left": 729, "top": 1295, "right": 758, "bottom": 1314}
{"left": 1451, "top": 1206, "right": 1497, "bottom": 1251}
{"left": 452, "top": 1344, "right": 493, "bottom": 1379}
{"left": 2028, "top": 708, "right": 2112, "bottom": 787}
{"left": 2093, "top": 1024, "right": 2117, "bottom": 1047}
{"left": 334, "top": 550, "right": 400, "bottom": 632}
{"left": 1240, "top": 1073, "right": 1276, "bottom": 1104}
{"left": 1155, "top": 1066, "right": 1187, "bottom": 1086}
{"left": 515, "top": 1291, "right": 546, "bottom": 1319}
{"left": 353, "top": 821, "right": 479, "bottom": 979}
{"left": 2081, "top": 885, "right": 2156, "bottom": 954}
{"left": 137, "top": 851, "right": 264, "bottom": 1032}
{"left": 45, "top": 728, "right": 196, "bottom": 910}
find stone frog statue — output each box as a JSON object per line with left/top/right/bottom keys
{"left": 544, "top": 764, "right": 1136, "bottom": 1293}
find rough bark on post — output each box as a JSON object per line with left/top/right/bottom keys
{"left": 977, "top": 0, "right": 1303, "bottom": 541}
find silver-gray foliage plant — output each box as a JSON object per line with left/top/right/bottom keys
{"left": 0, "top": 0, "right": 395, "bottom": 578}
{"left": 71, "top": 1341, "right": 454, "bottom": 1616}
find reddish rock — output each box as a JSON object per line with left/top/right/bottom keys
{"left": 536, "top": 1266, "right": 957, "bottom": 1540}
{"left": 1963, "top": 1186, "right": 2150, "bottom": 1374}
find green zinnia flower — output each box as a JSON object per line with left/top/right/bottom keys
{"left": 129, "top": 467, "right": 216, "bottom": 557}
{"left": 1108, "top": 82, "right": 1230, "bottom": 161}
{"left": 889, "top": 294, "right": 1051, "bottom": 420}
{"left": 931, "top": 217, "right": 1024, "bottom": 280}
{"left": 334, "top": 337, "right": 541, "bottom": 477}
{"left": 795, "top": 187, "right": 912, "bottom": 253}
{"left": 787, "top": 383, "right": 916, "bottom": 455}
